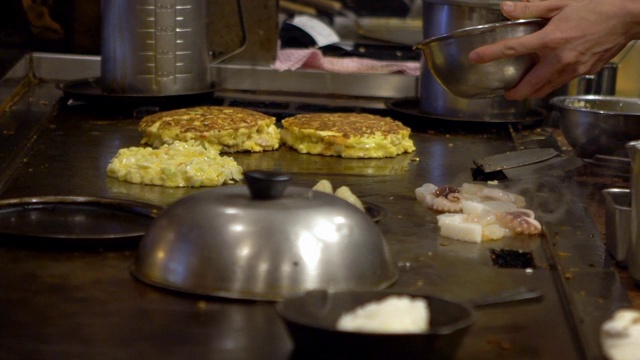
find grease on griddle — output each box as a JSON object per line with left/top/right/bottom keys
{"left": 490, "top": 248, "right": 535, "bottom": 269}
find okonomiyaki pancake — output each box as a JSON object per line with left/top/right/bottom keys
{"left": 139, "top": 106, "right": 280, "bottom": 153}
{"left": 280, "top": 113, "right": 416, "bottom": 158}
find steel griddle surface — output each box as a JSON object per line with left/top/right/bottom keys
{"left": 0, "top": 88, "right": 630, "bottom": 360}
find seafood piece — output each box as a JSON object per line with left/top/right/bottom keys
{"left": 415, "top": 183, "right": 464, "bottom": 213}
{"left": 495, "top": 210, "right": 542, "bottom": 235}
{"left": 460, "top": 183, "right": 526, "bottom": 208}
{"left": 437, "top": 213, "right": 484, "bottom": 243}
{"left": 415, "top": 182, "right": 526, "bottom": 213}
{"left": 437, "top": 204, "right": 510, "bottom": 243}
{"left": 436, "top": 200, "right": 541, "bottom": 242}
{"left": 417, "top": 182, "right": 540, "bottom": 242}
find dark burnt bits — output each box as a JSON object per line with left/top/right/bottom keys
{"left": 433, "top": 185, "right": 460, "bottom": 198}
{"left": 490, "top": 248, "right": 536, "bottom": 269}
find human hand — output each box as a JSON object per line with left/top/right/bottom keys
{"left": 468, "top": 0, "right": 639, "bottom": 100}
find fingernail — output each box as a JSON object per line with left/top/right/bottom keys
{"left": 468, "top": 51, "right": 479, "bottom": 63}
{"left": 501, "top": 1, "right": 515, "bottom": 13}
{"left": 504, "top": 92, "right": 522, "bottom": 101}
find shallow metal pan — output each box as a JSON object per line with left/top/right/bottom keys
{"left": 0, "top": 196, "right": 163, "bottom": 248}
{"left": 363, "top": 201, "right": 386, "bottom": 222}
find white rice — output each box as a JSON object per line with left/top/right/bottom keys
{"left": 335, "top": 295, "right": 430, "bottom": 334}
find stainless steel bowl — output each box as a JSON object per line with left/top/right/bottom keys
{"left": 414, "top": 19, "right": 545, "bottom": 99}
{"left": 550, "top": 95, "right": 640, "bottom": 158}
{"left": 131, "top": 171, "right": 398, "bottom": 301}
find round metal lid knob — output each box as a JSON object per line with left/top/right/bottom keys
{"left": 244, "top": 170, "right": 292, "bottom": 200}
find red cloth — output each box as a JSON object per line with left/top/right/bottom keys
{"left": 272, "top": 48, "right": 420, "bottom": 76}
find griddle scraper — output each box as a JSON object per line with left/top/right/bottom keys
{"left": 473, "top": 148, "right": 559, "bottom": 173}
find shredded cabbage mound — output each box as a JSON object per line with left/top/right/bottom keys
{"left": 106, "top": 140, "right": 243, "bottom": 188}
{"left": 601, "top": 309, "right": 640, "bottom": 360}
{"left": 336, "top": 295, "right": 430, "bottom": 334}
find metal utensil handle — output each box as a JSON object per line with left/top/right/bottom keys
{"left": 211, "top": 0, "right": 247, "bottom": 63}
{"left": 468, "top": 287, "right": 543, "bottom": 307}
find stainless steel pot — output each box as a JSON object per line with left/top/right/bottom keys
{"left": 100, "top": 0, "right": 246, "bottom": 96}
{"left": 419, "top": 0, "right": 531, "bottom": 121}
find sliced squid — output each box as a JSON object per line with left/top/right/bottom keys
{"left": 417, "top": 182, "right": 541, "bottom": 242}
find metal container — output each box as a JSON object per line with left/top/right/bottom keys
{"left": 100, "top": 0, "right": 246, "bottom": 96}
{"left": 551, "top": 95, "right": 640, "bottom": 158}
{"left": 420, "top": 0, "right": 532, "bottom": 120}
{"left": 626, "top": 141, "right": 640, "bottom": 286}
{"left": 415, "top": 19, "right": 544, "bottom": 99}
{"left": 575, "top": 63, "right": 618, "bottom": 96}
{"left": 131, "top": 171, "right": 398, "bottom": 301}
{"left": 602, "top": 188, "right": 631, "bottom": 267}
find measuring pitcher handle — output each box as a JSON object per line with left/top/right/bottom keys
{"left": 210, "top": 0, "right": 247, "bottom": 64}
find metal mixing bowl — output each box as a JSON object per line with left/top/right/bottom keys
{"left": 131, "top": 171, "right": 398, "bottom": 301}
{"left": 550, "top": 95, "right": 640, "bottom": 158}
{"left": 414, "top": 19, "right": 545, "bottom": 99}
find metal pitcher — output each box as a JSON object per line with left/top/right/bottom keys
{"left": 575, "top": 63, "right": 618, "bottom": 96}
{"left": 100, "top": 0, "right": 246, "bottom": 96}
{"left": 625, "top": 139, "right": 640, "bottom": 285}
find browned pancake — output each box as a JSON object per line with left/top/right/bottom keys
{"left": 280, "top": 113, "right": 415, "bottom": 158}
{"left": 139, "top": 106, "right": 280, "bottom": 153}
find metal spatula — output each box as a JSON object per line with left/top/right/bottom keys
{"left": 473, "top": 148, "right": 559, "bottom": 173}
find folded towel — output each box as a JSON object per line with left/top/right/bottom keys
{"left": 272, "top": 48, "right": 420, "bottom": 76}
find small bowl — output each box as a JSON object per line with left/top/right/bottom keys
{"left": 550, "top": 95, "right": 640, "bottom": 158}
{"left": 277, "top": 290, "right": 475, "bottom": 360}
{"left": 414, "top": 19, "right": 545, "bottom": 99}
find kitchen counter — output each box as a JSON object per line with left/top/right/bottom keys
{"left": 0, "top": 52, "right": 636, "bottom": 359}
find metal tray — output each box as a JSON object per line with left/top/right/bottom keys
{"left": 386, "top": 97, "right": 547, "bottom": 124}
{"left": 57, "top": 78, "right": 216, "bottom": 107}
{"left": 0, "top": 196, "right": 163, "bottom": 247}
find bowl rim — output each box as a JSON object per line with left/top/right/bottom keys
{"left": 550, "top": 95, "right": 640, "bottom": 116}
{"left": 425, "top": 0, "right": 503, "bottom": 9}
{"left": 414, "top": 18, "right": 546, "bottom": 49}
